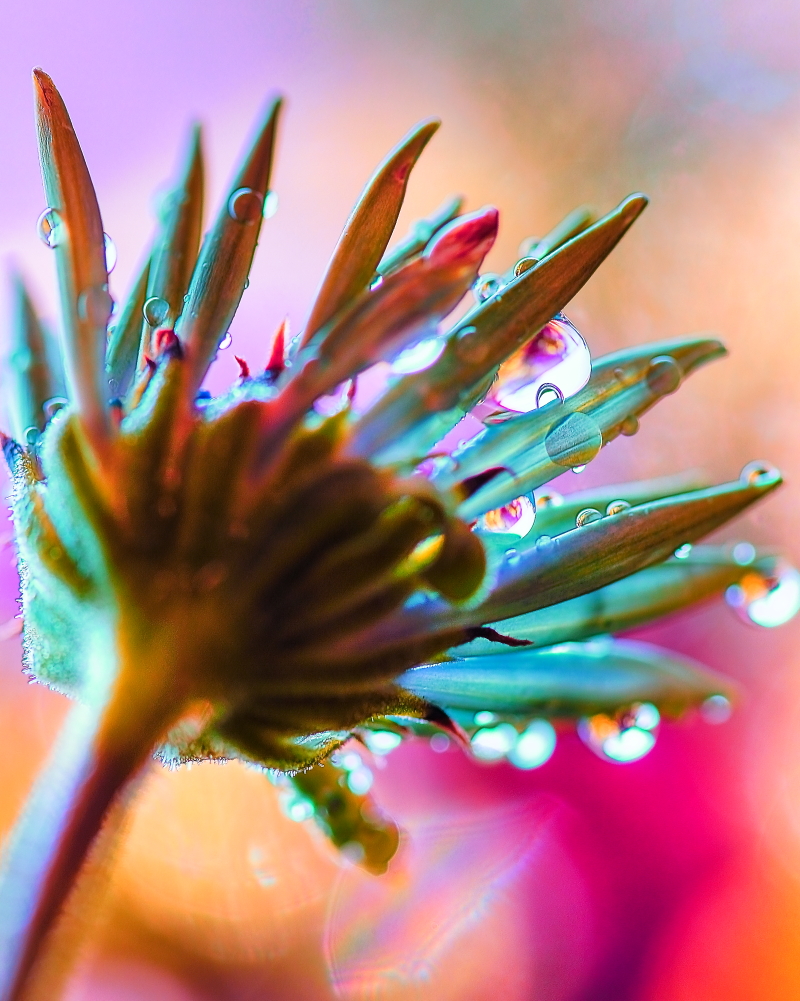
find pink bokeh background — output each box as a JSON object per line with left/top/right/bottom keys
{"left": 3, "top": 0, "right": 800, "bottom": 997}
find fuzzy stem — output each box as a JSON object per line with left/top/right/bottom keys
{"left": 0, "top": 634, "right": 177, "bottom": 1001}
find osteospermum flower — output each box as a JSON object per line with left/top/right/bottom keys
{"left": 0, "top": 69, "right": 797, "bottom": 999}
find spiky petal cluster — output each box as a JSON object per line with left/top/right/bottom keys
{"left": 0, "top": 70, "right": 792, "bottom": 1001}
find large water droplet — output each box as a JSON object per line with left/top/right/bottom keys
{"left": 472, "top": 273, "right": 502, "bottom": 302}
{"left": 575, "top": 508, "right": 602, "bottom": 527}
{"left": 645, "top": 355, "right": 682, "bottom": 396}
{"left": 470, "top": 723, "right": 518, "bottom": 762}
{"left": 700, "top": 694, "right": 733, "bottom": 724}
{"left": 489, "top": 313, "right": 591, "bottom": 414}
{"left": 143, "top": 296, "right": 169, "bottom": 327}
{"left": 578, "top": 707, "right": 658, "bottom": 763}
{"left": 228, "top": 187, "right": 264, "bottom": 223}
{"left": 263, "top": 190, "right": 279, "bottom": 218}
{"left": 544, "top": 411, "right": 603, "bottom": 469}
{"left": 77, "top": 286, "right": 113, "bottom": 327}
{"left": 103, "top": 233, "right": 117, "bottom": 273}
{"left": 391, "top": 336, "right": 445, "bottom": 374}
{"left": 478, "top": 494, "right": 536, "bottom": 538}
{"left": 513, "top": 256, "right": 538, "bottom": 277}
{"left": 725, "top": 560, "right": 800, "bottom": 627}
{"left": 508, "top": 720, "right": 556, "bottom": 770}
{"left": 605, "top": 499, "right": 631, "bottom": 516}
{"left": 36, "top": 208, "right": 62, "bottom": 248}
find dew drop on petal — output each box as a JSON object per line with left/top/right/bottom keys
{"left": 478, "top": 494, "right": 536, "bottom": 538}
{"left": 536, "top": 384, "right": 563, "bottom": 408}
{"left": 36, "top": 208, "right": 61, "bottom": 248}
{"left": 645, "top": 355, "right": 681, "bottom": 396}
{"left": 103, "top": 233, "right": 117, "bottom": 273}
{"left": 701, "top": 694, "right": 733, "bottom": 724}
{"left": 490, "top": 313, "right": 591, "bottom": 414}
{"left": 572, "top": 465, "right": 586, "bottom": 474}
{"left": 674, "top": 543, "right": 693, "bottom": 559}
{"left": 575, "top": 508, "right": 602, "bottom": 527}
{"left": 143, "top": 296, "right": 169, "bottom": 327}
{"left": 606, "top": 500, "right": 631, "bottom": 516}
{"left": 263, "top": 190, "right": 279, "bottom": 218}
{"left": 391, "top": 336, "right": 445, "bottom": 374}
{"left": 470, "top": 723, "right": 518, "bottom": 762}
{"left": 740, "top": 460, "right": 781, "bottom": 488}
{"left": 363, "top": 730, "right": 403, "bottom": 756}
{"left": 472, "top": 273, "right": 502, "bottom": 302}
{"left": 513, "top": 256, "right": 538, "bottom": 278}
{"left": 219, "top": 331, "right": 233, "bottom": 350}
{"left": 504, "top": 548, "right": 520, "bottom": 565}
{"left": 369, "top": 274, "right": 384, "bottom": 291}
{"left": 228, "top": 186, "right": 264, "bottom": 223}
{"left": 732, "top": 542, "right": 756, "bottom": 566}
{"left": 578, "top": 712, "right": 657, "bottom": 763}
{"left": 726, "top": 561, "right": 800, "bottom": 628}
{"left": 474, "top": 710, "right": 498, "bottom": 726}
{"left": 508, "top": 720, "right": 556, "bottom": 770}
{"left": 77, "top": 286, "right": 114, "bottom": 327}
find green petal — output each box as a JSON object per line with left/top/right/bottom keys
{"left": 451, "top": 546, "right": 776, "bottom": 652}
{"left": 519, "top": 204, "right": 596, "bottom": 263}
{"left": 176, "top": 96, "right": 281, "bottom": 393}
{"left": 33, "top": 70, "right": 111, "bottom": 449}
{"left": 449, "top": 335, "right": 724, "bottom": 519}
{"left": 7, "top": 272, "right": 66, "bottom": 440}
{"left": 302, "top": 119, "right": 440, "bottom": 344}
{"left": 377, "top": 194, "right": 464, "bottom": 276}
{"left": 349, "top": 193, "right": 648, "bottom": 464}
{"left": 398, "top": 637, "right": 733, "bottom": 719}
{"left": 105, "top": 253, "right": 150, "bottom": 399}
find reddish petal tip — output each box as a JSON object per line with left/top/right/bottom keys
{"left": 424, "top": 206, "right": 499, "bottom": 269}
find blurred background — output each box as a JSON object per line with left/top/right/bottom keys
{"left": 2, "top": 0, "right": 800, "bottom": 997}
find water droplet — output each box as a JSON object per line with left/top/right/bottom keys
{"left": 575, "top": 508, "right": 602, "bottom": 527}
{"left": 282, "top": 793, "right": 314, "bottom": 822}
{"left": 369, "top": 274, "right": 384, "bottom": 291}
{"left": 513, "top": 256, "right": 538, "bottom": 278}
{"left": 392, "top": 336, "right": 445, "bottom": 374}
{"left": 725, "top": 560, "right": 800, "bottom": 627}
{"left": 578, "top": 712, "right": 657, "bottom": 763}
{"left": 474, "top": 710, "right": 498, "bottom": 726}
{"left": 700, "top": 694, "right": 733, "bottom": 724}
{"left": 732, "top": 542, "right": 756, "bottom": 565}
{"left": 536, "top": 535, "right": 552, "bottom": 547}
{"left": 219, "top": 331, "right": 233, "bottom": 350}
{"left": 504, "top": 548, "right": 520, "bottom": 565}
{"left": 339, "top": 751, "right": 363, "bottom": 772}
{"left": 347, "top": 765, "right": 374, "bottom": 795}
{"left": 472, "top": 273, "right": 502, "bottom": 302}
{"left": 646, "top": 355, "right": 682, "bottom": 396}
{"left": 632, "top": 702, "right": 660, "bottom": 730}
{"left": 244, "top": 278, "right": 250, "bottom": 290}
{"left": 490, "top": 313, "right": 591, "bottom": 414}
{"left": 455, "top": 325, "right": 490, "bottom": 364}
{"left": 24, "top": 426, "right": 40, "bottom": 447}
{"left": 534, "top": 490, "right": 564, "bottom": 510}
{"left": 606, "top": 500, "right": 631, "bottom": 516}
{"left": 478, "top": 495, "right": 536, "bottom": 538}
{"left": 544, "top": 412, "right": 602, "bottom": 469}
{"left": 620, "top": 416, "right": 639, "bottom": 436}
{"left": 77, "top": 286, "right": 113, "bottom": 327}
{"left": 508, "top": 720, "right": 556, "bottom": 769}
{"left": 572, "top": 465, "right": 586, "bottom": 474}
{"left": 674, "top": 543, "right": 692, "bottom": 559}
{"left": 103, "top": 233, "right": 117, "bottom": 273}
{"left": 143, "top": 296, "right": 169, "bottom": 327}
{"left": 536, "top": 383, "right": 564, "bottom": 408}
{"left": 430, "top": 733, "right": 450, "bottom": 753}
{"left": 363, "top": 730, "right": 403, "bottom": 756}
{"left": 43, "top": 397, "right": 68, "bottom": 421}
{"left": 228, "top": 186, "right": 264, "bottom": 223}
{"left": 36, "top": 207, "right": 61, "bottom": 248}
{"left": 470, "top": 723, "right": 518, "bottom": 762}
{"left": 263, "top": 190, "right": 279, "bottom": 218}
{"left": 740, "top": 460, "right": 781, "bottom": 487}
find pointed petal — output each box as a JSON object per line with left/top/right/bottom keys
{"left": 450, "top": 336, "right": 725, "bottom": 518}
{"left": 302, "top": 119, "right": 440, "bottom": 344}
{"left": 378, "top": 194, "right": 464, "bottom": 276}
{"left": 33, "top": 69, "right": 111, "bottom": 448}
{"left": 7, "top": 273, "right": 66, "bottom": 440}
{"left": 398, "top": 638, "right": 733, "bottom": 719}
{"left": 349, "top": 193, "right": 648, "bottom": 463}
{"left": 452, "top": 546, "right": 777, "bottom": 652}
{"left": 105, "top": 252, "right": 150, "bottom": 399}
{"left": 140, "top": 124, "right": 204, "bottom": 357}
{"left": 176, "top": 97, "right": 282, "bottom": 392}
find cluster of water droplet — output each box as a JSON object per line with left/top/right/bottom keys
{"left": 469, "top": 712, "right": 557, "bottom": 769}
{"left": 725, "top": 559, "right": 800, "bottom": 628}
{"left": 574, "top": 499, "right": 631, "bottom": 529}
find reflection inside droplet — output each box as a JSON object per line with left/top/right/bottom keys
{"left": 725, "top": 561, "right": 800, "bottom": 628}
{"left": 36, "top": 207, "right": 61, "bottom": 248}
{"left": 701, "top": 694, "right": 733, "bottom": 724}
{"left": 674, "top": 543, "right": 692, "bottom": 559}
{"left": 488, "top": 313, "right": 591, "bottom": 414}
{"left": 219, "top": 331, "right": 233, "bottom": 350}
{"left": 472, "top": 273, "right": 502, "bottom": 302}
{"left": 578, "top": 707, "right": 658, "bottom": 763}
{"left": 263, "top": 190, "right": 279, "bottom": 218}
{"left": 478, "top": 495, "right": 535, "bottom": 538}
{"left": 508, "top": 720, "right": 556, "bottom": 770}
{"left": 103, "top": 232, "right": 117, "bottom": 272}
